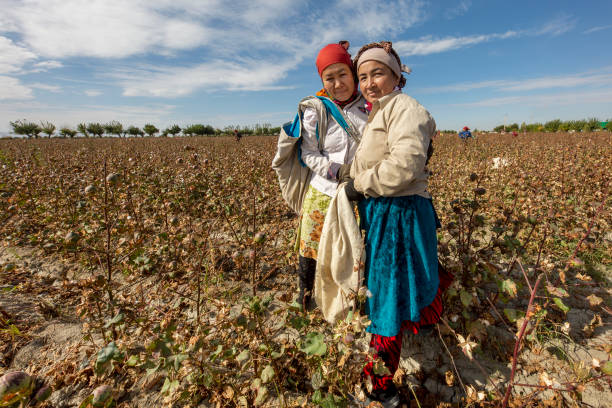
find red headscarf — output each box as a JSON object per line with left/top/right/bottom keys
{"left": 315, "top": 41, "right": 353, "bottom": 77}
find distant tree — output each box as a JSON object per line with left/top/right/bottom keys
{"left": 182, "top": 125, "right": 193, "bottom": 136}
{"left": 87, "top": 122, "right": 105, "bottom": 137}
{"left": 269, "top": 126, "right": 281, "bottom": 135}
{"left": 254, "top": 122, "right": 272, "bottom": 135}
{"left": 126, "top": 125, "right": 144, "bottom": 137}
{"left": 606, "top": 120, "right": 612, "bottom": 131}
{"left": 183, "top": 124, "right": 206, "bottom": 136}
{"left": 60, "top": 127, "right": 77, "bottom": 138}
{"left": 570, "top": 120, "right": 586, "bottom": 132}
{"left": 165, "top": 124, "right": 181, "bottom": 137}
{"left": 558, "top": 121, "right": 571, "bottom": 132}
{"left": 493, "top": 124, "right": 505, "bottom": 132}
{"left": 40, "top": 121, "right": 56, "bottom": 138}
{"left": 143, "top": 123, "right": 159, "bottom": 137}
{"left": 584, "top": 117, "right": 600, "bottom": 132}
{"left": 77, "top": 123, "right": 89, "bottom": 138}
{"left": 520, "top": 122, "right": 527, "bottom": 133}
{"left": 544, "top": 119, "right": 561, "bottom": 132}
{"left": 204, "top": 125, "right": 215, "bottom": 135}
{"left": 10, "top": 119, "right": 42, "bottom": 138}
{"left": 507, "top": 123, "right": 519, "bottom": 131}
{"left": 104, "top": 120, "right": 124, "bottom": 138}
{"left": 223, "top": 125, "right": 237, "bottom": 134}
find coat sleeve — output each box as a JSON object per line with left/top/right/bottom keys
{"left": 300, "top": 108, "right": 333, "bottom": 179}
{"left": 354, "top": 100, "right": 436, "bottom": 197}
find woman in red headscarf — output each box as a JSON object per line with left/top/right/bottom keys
{"left": 294, "top": 41, "right": 369, "bottom": 309}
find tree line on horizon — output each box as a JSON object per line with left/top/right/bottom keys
{"left": 437, "top": 117, "right": 611, "bottom": 134}
{"left": 491, "top": 117, "right": 611, "bottom": 133}
{"left": 7, "top": 120, "right": 282, "bottom": 139}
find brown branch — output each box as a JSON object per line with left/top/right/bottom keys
{"left": 502, "top": 274, "right": 543, "bottom": 408}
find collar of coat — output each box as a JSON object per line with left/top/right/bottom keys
{"left": 369, "top": 90, "right": 403, "bottom": 115}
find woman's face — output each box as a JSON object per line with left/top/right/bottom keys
{"left": 357, "top": 60, "right": 400, "bottom": 104}
{"left": 321, "top": 63, "right": 355, "bottom": 101}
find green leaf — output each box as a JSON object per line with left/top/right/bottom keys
{"left": 95, "top": 342, "right": 124, "bottom": 375}
{"left": 311, "top": 370, "right": 324, "bottom": 390}
{"left": 104, "top": 312, "right": 125, "bottom": 328}
{"left": 254, "top": 385, "right": 268, "bottom": 406}
{"left": 460, "top": 290, "right": 473, "bottom": 307}
{"left": 143, "top": 359, "right": 162, "bottom": 377}
{"left": 125, "top": 355, "right": 140, "bottom": 367}
{"left": 78, "top": 395, "right": 94, "bottom": 408}
{"left": 289, "top": 315, "right": 310, "bottom": 330}
{"left": 169, "top": 353, "right": 189, "bottom": 371}
{"left": 503, "top": 308, "right": 524, "bottom": 323}
{"left": 546, "top": 284, "right": 568, "bottom": 298}
{"left": 270, "top": 346, "right": 284, "bottom": 359}
{"left": 372, "top": 359, "right": 392, "bottom": 376}
{"left": 209, "top": 345, "right": 223, "bottom": 361}
{"left": 299, "top": 332, "right": 327, "bottom": 356}
{"left": 499, "top": 279, "right": 518, "bottom": 298}
{"left": 312, "top": 390, "right": 323, "bottom": 403}
{"left": 236, "top": 349, "right": 250, "bottom": 365}
{"left": 602, "top": 360, "right": 612, "bottom": 375}
{"left": 344, "top": 309, "right": 354, "bottom": 323}
{"left": 96, "top": 342, "right": 122, "bottom": 364}
{"left": 553, "top": 297, "right": 570, "bottom": 313}
{"left": 260, "top": 365, "right": 275, "bottom": 384}
{"left": 160, "top": 377, "right": 179, "bottom": 395}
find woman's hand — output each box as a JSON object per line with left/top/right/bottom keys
{"left": 337, "top": 163, "right": 352, "bottom": 183}
{"left": 344, "top": 179, "right": 365, "bottom": 201}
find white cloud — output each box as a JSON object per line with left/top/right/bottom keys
{"left": 533, "top": 14, "right": 575, "bottom": 36}
{"left": 395, "top": 31, "right": 518, "bottom": 56}
{"left": 0, "top": 36, "right": 37, "bottom": 74}
{"left": 394, "top": 15, "right": 576, "bottom": 57}
{"left": 1, "top": 0, "right": 210, "bottom": 58}
{"left": 337, "top": 0, "right": 425, "bottom": 38}
{"left": 444, "top": 0, "right": 472, "bottom": 19}
{"left": 451, "top": 89, "right": 612, "bottom": 108}
{"left": 0, "top": 0, "right": 426, "bottom": 97}
{"left": 0, "top": 76, "right": 33, "bottom": 99}
{"left": 117, "top": 58, "right": 298, "bottom": 97}
{"left": 96, "top": 0, "right": 425, "bottom": 97}
{"left": 30, "top": 83, "right": 61, "bottom": 92}
{"left": 583, "top": 24, "right": 612, "bottom": 34}
{"left": 84, "top": 90, "right": 102, "bottom": 97}
{"left": 32, "top": 60, "right": 63, "bottom": 70}
{"left": 417, "top": 68, "right": 612, "bottom": 93}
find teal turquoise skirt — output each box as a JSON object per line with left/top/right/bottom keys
{"left": 358, "top": 195, "right": 440, "bottom": 337}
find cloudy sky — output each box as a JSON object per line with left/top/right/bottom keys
{"left": 1, "top": 0, "right": 611, "bottom": 133}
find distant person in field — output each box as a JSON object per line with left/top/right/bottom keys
{"left": 458, "top": 126, "right": 472, "bottom": 140}
{"left": 234, "top": 129, "right": 242, "bottom": 142}
{"left": 295, "top": 41, "right": 369, "bottom": 310}
{"left": 341, "top": 41, "right": 452, "bottom": 407}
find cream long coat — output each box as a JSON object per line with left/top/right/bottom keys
{"left": 350, "top": 91, "right": 436, "bottom": 198}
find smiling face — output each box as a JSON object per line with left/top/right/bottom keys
{"left": 357, "top": 60, "right": 400, "bottom": 104}
{"left": 321, "top": 63, "right": 355, "bottom": 102}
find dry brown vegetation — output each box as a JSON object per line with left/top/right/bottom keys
{"left": 0, "top": 133, "right": 610, "bottom": 407}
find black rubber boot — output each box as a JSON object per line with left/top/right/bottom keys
{"left": 365, "top": 383, "right": 401, "bottom": 408}
{"left": 297, "top": 256, "right": 316, "bottom": 311}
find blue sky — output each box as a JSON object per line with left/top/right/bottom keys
{"left": 1, "top": 0, "right": 611, "bottom": 133}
